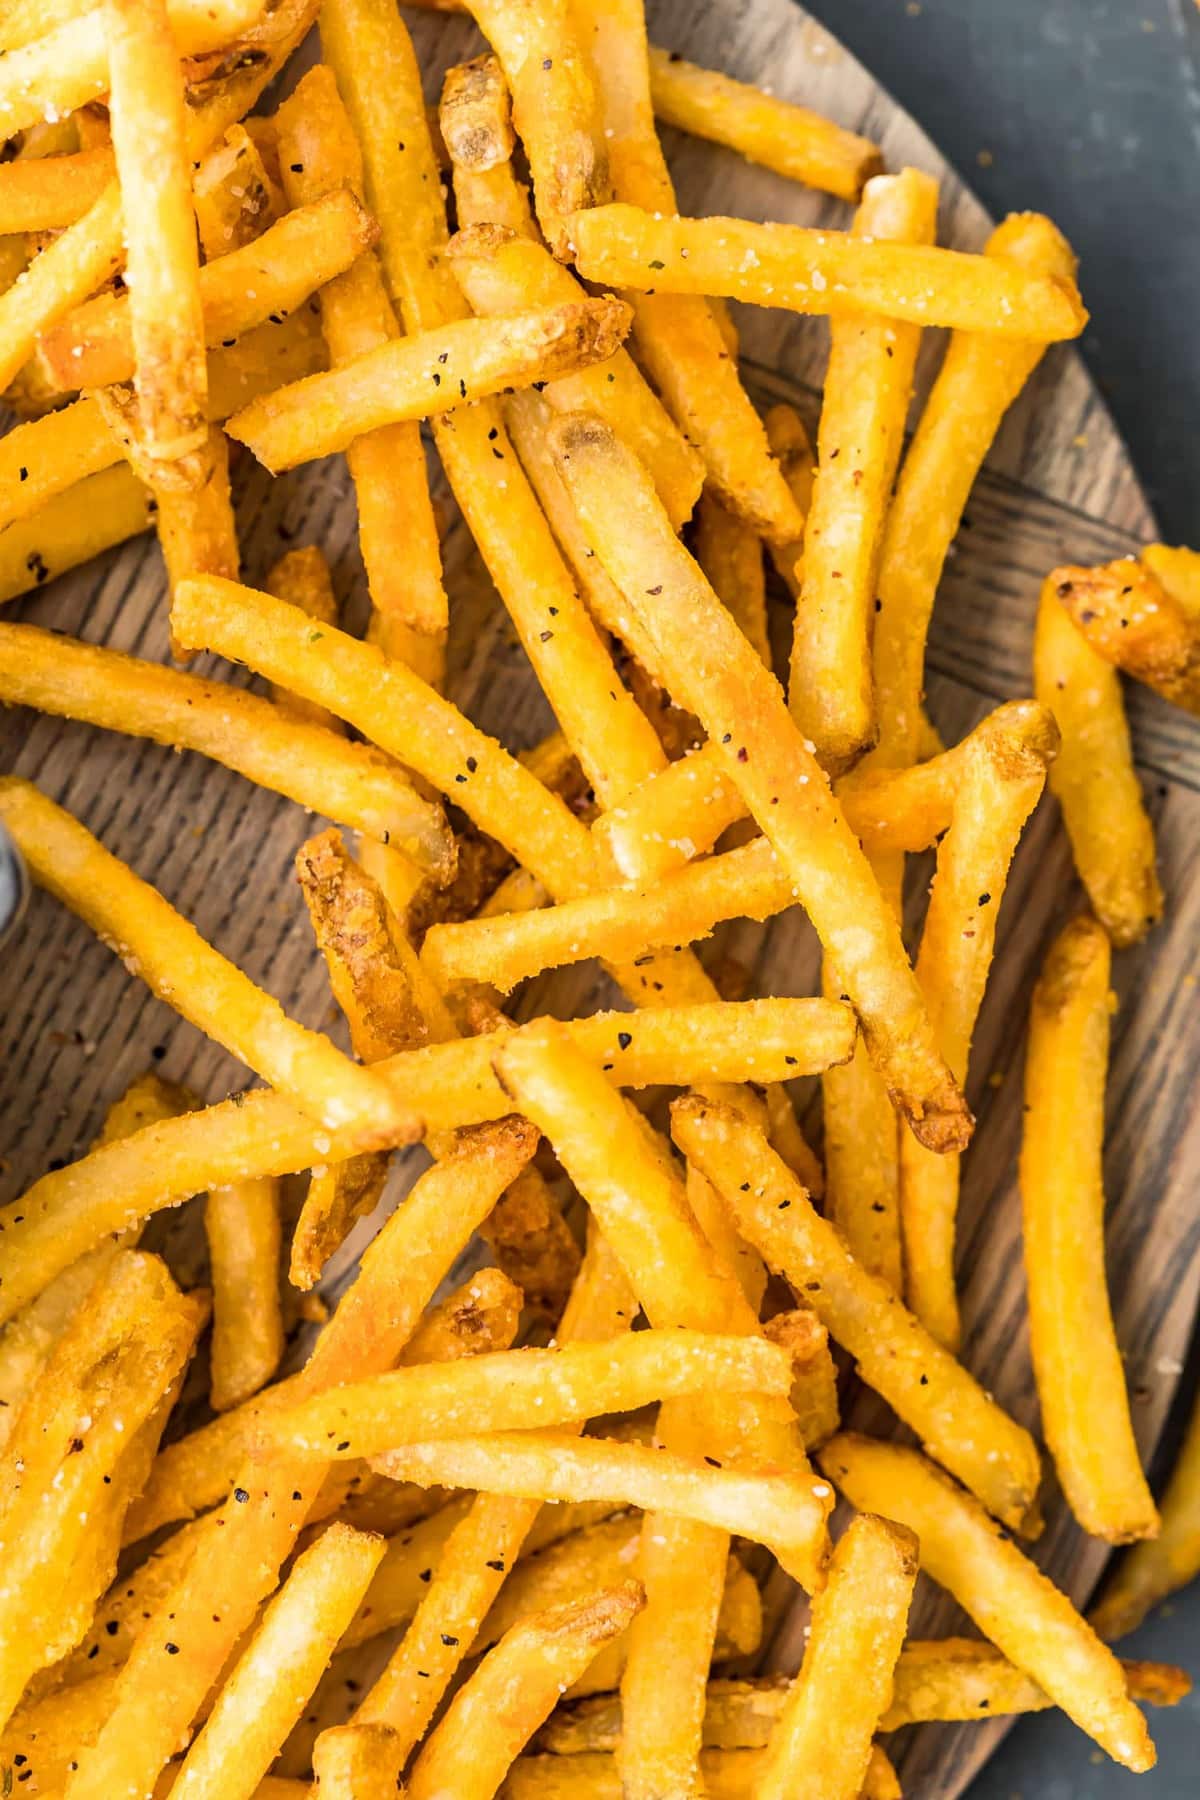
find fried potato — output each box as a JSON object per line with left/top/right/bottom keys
{"left": 205, "top": 1175, "right": 283, "bottom": 1413}
{"left": 312, "top": 1722, "right": 403, "bottom": 1800}
{"left": 763, "top": 400, "right": 815, "bottom": 596}
{"left": 1053, "top": 555, "right": 1200, "bottom": 715}
{"left": 154, "top": 425, "right": 240, "bottom": 613}
{"left": 0, "top": 181, "right": 124, "bottom": 390}
{"left": 439, "top": 53, "right": 539, "bottom": 238}
{"left": 763, "top": 1308, "right": 840, "bottom": 1450}
{"left": 0, "top": 144, "right": 114, "bottom": 232}
{"left": 1021, "top": 915, "right": 1158, "bottom": 1541}
{"left": 694, "top": 489, "right": 772, "bottom": 667}
{"left": 671, "top": 1096, "right": 1042, "bottom": 1530}
{"left": 264, "top": 546, "right": 343, "bottom": 731}
{"left": 1091, "top": 1380, "right": 1200, "bottom": 1641}
{"left": 193, "top": 123, "right": 283, "bottom": 257}
{"left": 819, "top": 1433, "right": 1156, "bottom": 1771}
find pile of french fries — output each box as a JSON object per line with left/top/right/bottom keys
{"left": 0, "top": 0, "right": 1197, "bottom": 1795}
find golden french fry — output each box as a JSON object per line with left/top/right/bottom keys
{"left": 154, "top": 425, "right": 240, "bottom": 607}
{"left": 193, "top": 123, "right": 283, "bottom": 258}
{"left": 764, "top": 1308, "right": 841, "bottom": 1449}
{"left": 694, "top": 488, "right": 772, "bottom": 667}
{"left": 551, "top": 414, "right": 970, "bottom": 1152}
{"left": 1034, "top": 575, "right": 1161, "bottom": 944}
{"left": 0, "top": 181, "right": 124, "bottom": 390}
{"left": 1053, "top": 555, "right": 1200, "bottom": 715}
{"left": 873, "top": 213, "right": 1077, "bottom": 764}
{"left": 646, "top": 46, "right": 882, "bottom": 201}
{"left": 403, "top": 1268, "right": 525, "bottom": 1367}
{"left": 757, "top": 1514, "right": 916, "bottom": 1800}
{"left": 790, "top": 170, "right": 938, "bottom": 774}
{"left": 471, "top": 1515, "right": 647, "bottom": 1652}
{"left": 0, "top": 144, "right": 114, "bottom": 231}
{"left": 1091, "top": 1379, "right": 1200, "bottom": 1641}
{"left": 499, "top": 1749, "right": 771, "bottom": 1798}
{"left": 312, "top": 1722, "right": 403, "bottom": 1800}
{"left": 406, "top": 1585, "right": 642, "bottom": 1800}
{"left": 227, "top": 295, "right": 631, "bottom": 474}
{"left": 37, "top": 188, "right": 377, "bottom": 393}
{"left": 264, "top": 546, "right": 343, "bottom": 732}
{"left": 900, "top": 719, "right": 1052, "bottom": 1348}
{"left": 0, "top": 621, "right": 451, "bottom": 868}
{"left": 107, "top": 0, "right": 208, "bottom": 463}
{"left": 671, "top": 1095, "right": 1042, "bottom": 1531}
{"left": 1021, "top": 915, "right": 1158, "bottom": 1541}
{"left": 0, "top": 779, "right": 412, "bottom": 1142}
{"left": 819, "top": 1433, "right": 1156, "bottom": 1771}
{"left": 1142, "top": 541, "right": 1200, "bottom": 615}
{"left": 441, "top": 54, "right": 540, "bottom": 238}
{"left": 169, "top": 1523, "right": 386, "bottom": 1800}
{"left": 764, "top": 400, "right": 814, "bottom": 596}
{"left": 205, "top": 1175, "right": 283, "bottom": 1413}
{"left": 566, "top": 1556, "right": 761, "bottom": 1705}
{"left": 447, "top": 222, "right": 703, "bottom": 530}
{"left": 275, "top": 65, "right": 448, "bottom": 646}
{"left": 478, "top": 1164, "right": 581, "bottom": 1323}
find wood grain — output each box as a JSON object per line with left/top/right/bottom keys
{"left": 0, "top": 2, "right": 1196, "bottom": 1793}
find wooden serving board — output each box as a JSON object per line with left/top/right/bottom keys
{"left": 1, "top": 1, "right": 1198, "bottom": 1793}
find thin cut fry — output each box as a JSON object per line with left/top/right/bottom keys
{"left": 478, "top": 1164, "right": 581, "bottom": 1323}
{"left": 1021, "top": 915, "right": 1158, "bottom": 1541}
{"left": 819, "top": 1433, "right": 1156, "bottom": 1771}
{"left": 1141, "top": 541, "right": 1200, "bottom": 615}
{"left": 1091, "top": 1380, "right": 1200, "bottom": 1640}
{"left": 790, "top": 169, "right": 938, "bottom": 774}
{"left": 551, "top": 414, "right": 970, "bottom": 1151}
{"left": 154, "top": 425, "right": 240, "bottom": 606}
{"left": 0, "top": 145, "right": 114, "bottom": 232}
{"left": 1053, "top": 555, "right": 1200, "bottom": 715}
{"left": 567, "top": 203, "right": 1088, "bottom": 339}
{"left": 0, "top": 181, "right": 124, "bottom": 390}
{"left": 0, "top": 622, "right": 451, "bottom": 869}
{"left": 37, "top": 188, "right": 377, "bottom": 393}
{"left": 264, "top": 546, "right": 343, "bottom": 731}
{"left": 757, "top": 1514, "right": 917, "bottom": 1800}
{"left": 764, "top": 400, "right": 814, "bottom": 596}
{"left": 107, "top": 0, "right": 208, "bottom": 463}
{"left": 671, "top": 1095, "right": 1042, "bottom": 1531}
{"left": 694, "top": 489, "right": 772, "bottom": 667}
{"left": 170, "top": 1524, "right": 386, "bottom": 1800}
{"left": 764, "top": 1308, "right": 841, "bottom": 1450}
{"left": 1034, "top": 576, "right": 1161, "bottom": 944}
{"left": 646, "top": 46, "right": 882, "bottom": 201}
{"left": 193, "top": 124, "right": 283, "bottom": 257}
{"left": 312, "top": 1723, "right": 403, "bottom": 1800}
{"left": 407, "top": 1586, "right": 642, "bottom": 1800}
{"left": 206, "top": 1175, "right": 283, "bottom": 1413}
{"left": 438, "top": 50, "right": 517, "bottom": 171}
{"left": 0, "top": 778, "right": 411, "bottom": 1141}
{"left": 227, "top": 296, "right": 632, "bottom": 473}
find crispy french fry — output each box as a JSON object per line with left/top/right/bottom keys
{"left": 275, "top": 65, "right": 448, "bottom": 647}
{"left": 228, "top": 295, "right": 631, "bottom": 473}
{"left": 899, "top": 718, "right": 1052, "bottom": 1348}
{"left": 107, "top": 0, "right": 208, "bottom": 463}
{"left": 0, "top": 779, "right": 412, "bottom": 1141}
{"left": 438, "top": 52, "right": 539, "bottom": 234}
{"left": 565, "top": 1556, "right": 761, "bottom": 1704}
{"left": 568, "top": 204, "right": 1087, "bottom": 340}
{"left": 646, "top": 46, "right": 881, "bottom": 201}
{"left": 37, "top": 188, "right": 376, "bottom": 392}
{"left": 1034, "top": 576, "right": 1161, "bottom": 944}
{"left": 694, "top": 488, "right": 772, "bottom": 667}
{"left": 0, "top": 144, "right": 114, "bottom": 232}
{"left": 1091, "top": 1380, "right": 1200, "bottom": 1640}
{"left": 169, "top": 1523, "right": 386, "bottom": 1800}
{"left": 572, "top": 0, "right": 803, "bottom": 542}
{"left": 757, "top": 1515, "right": 916, "bottom": 1800}
{"left": 764, "top": 401, "right": 815, "bottom": 596}
{"left": 470, "top": 1514, "right": 642, "bottom": 1651}
{"left": 193, "top": 123, "right": 283, "bottom": 257}
{"left": 478, "top": 1164, "right": 581, "bottom": 1322}
{"left": 404, "top": 1268, "right": 525, "bottom": 1367}
{"left": 551, "top": 414, "right": 970, "bottom": 1151}
{"left": 0, "top": 181, "right": 124, "bottom": 390}
{"left": 264, "top": 546, "right": 342, "bottom": 731}
{"left": 312, "top": 1722, "right": 403, "bottom": 1800}
{"left": 1021, "top": 915, "right": 1158, "bottom": 1541}
{"left": 499, "top": 1749, "right": 771, "bottom": 1798}
{"left": 764, "top": 1308, "right": 840, "bottom": 1450}
{"left": 671, "top": 1095, "right": 1042, "bottom": 1531}
{"left": 790, "top": 170, "right": 938, "bottom": 774}
{"left": 0, "top": 622, "right": 451, "bottom": 867}
{"left": 819, "top": 1434, "right": 1156, "bottom": 1770}
{"left": 406, "top": 1585, "right": 642, "bottom": 1800}
{"left": 873, "top": 213, "right": 1077, "bottom": 764}
{"left": 447, "top": 222, "right": 703, "bottom": 530}
{"left": 260, "top": 1331, "right": 792, "bottom": 1461}
{"left": 205, "top": 1175, "right": 283, "bottom": 1413}
{"left": 1053, "top": 555, "right": 1200, "bottom": 716}
{"left": 154, "top": 424, "right": 240, "bottom": 608}
{"left": 1142, "top": 541, "right": 1200, "bottom": 614}
{"left": 0, "top": 998, "right": 835, "bottom": 1326}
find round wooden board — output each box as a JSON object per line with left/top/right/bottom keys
{"left": 1, "top": 1, "right": 1198, "bottom": 1793}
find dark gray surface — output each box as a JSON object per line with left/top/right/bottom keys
{"left": 798, "top": 1, "right": 1200, "bottom": 1792}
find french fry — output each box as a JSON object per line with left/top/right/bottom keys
{"left": 1091, "top": 1381, "right": 1200, "bottom": 1640}
{"left": 478, "top": 1164, "right": 582, "bottom": 1322}
{"left": 37, "top": 187, "right": 377, "bottom": 393}
{"left": 820, "top": 1434, "right": 1156, "bottom": 1770}
{"left": 646, "top": 46, "right": 882, "bottom": 202}
{"left": 568, "top": 203, "right": 1087, "bottom": 340}
{"left": 1033, "top": 576, "right": 1161, "bottom": 944}
{"left": 694, "top": 489, "right": 772, "bottom": 667}
{"left": 168, "top": 1523, "right": 386, "bottom": 1800}
{"left": 671, "top": 1095, "right": 1043, "bottom": 1531}
{"left": 441, "top": 54, "right": 540, "bottom": 239}
{"left": 1053, "top": 555, "right": 1200, "bottom": 715}
{"left": 790, "top": 170, "right": 938, "bottom": 774}
{"left": 193, "top": 124, "right": 283, "bottom": 257}
{"left": 764, "top": 1308, "right": 841, "bottom": 1449}
{"left": 0, "top": 778, "right": 412, "bottom": 1141}
{"left": 551, "top": 414, "right": 970, "bottom": 1151}
{"left": 873, "top": 213, "right": 1078, "bottom": 764}
{"left": 0, "top": 145, "right": 114, "bottom": 232}
{"left": 402, "top": 1267, "right": 525, "bottom": 1367}
{"left": 1141, "top": 540, "right": 1200, "bottom": 614}
{"left": 406, "top": 1586, "right": 643, "bottom": 1800}
{"left": 572, "top": 0, "right": 804, "bottom": 542}
{"left": 205, "top": 1175, "right": 283, "bottom": 1413}
{"left": 0, "top": 181, "right": 124, "bottom": 391}
{"left": 0, "top": 622, "right": 451, "bottom": 868}
{"left": 107, "top": 0, "right": 208, "bottom": 463}
{"left": 764, "top": 400, "right": 815, "bottom": 596}
{"left": 153, "top": 424, "right": 240, "bottom": 606}
{"left": 0, "top": 997, "right": 846, "bottom": 1326}
{"left": 469, "top": 1515, "right": 648, "bottom": 1652}
{"left": 455, "top": 0, "right": 610, "bottom": 257}
{"left": 264, "top": 546, "right": 342, "bottom": 731}
{"left": 499, "top": 1749, "right": 771, "bottom": 1797}
{"left": 260, "top": 1332, "right": 792, "bottom": 1461}
{"left": 899, "top": 717, "right": 1052, "bottom": 1348}
{"left": 312, "top": 1723, "right": 403, "bottom": 1800}
{"left": 227, "top": 295, "right": 631, "bottom": 473}
{"left": 1021, "top": 915, "right": 1158, "bottom": 1541}
{"left": 275, "top": 65, "right": 448, "bottom": 649}
{"left": 757, "top": 1515, "right": 916, "bottom": 1800}
{"left": 447, "top": 222, "right": 703, "bottom": 530}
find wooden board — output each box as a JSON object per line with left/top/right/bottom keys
{"left": 1, "top": 1, "right": 1197, "bottom": 1793}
